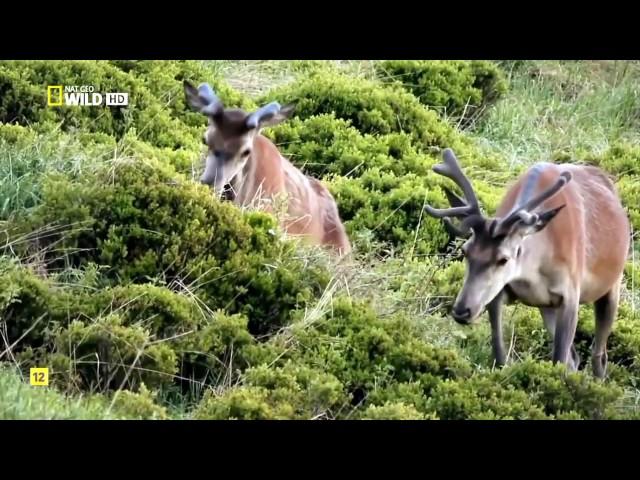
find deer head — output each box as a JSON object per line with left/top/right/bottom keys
{"left": 184, "top": 81, "right": 295, "bottom": 193}
{"left": 425, "top": 148, "right": 572, "bottom": 324}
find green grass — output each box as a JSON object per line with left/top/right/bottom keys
{"left": 206, "top": 60, "right": 379, "bottom": 99}
{"left": 470, "top": 60, "right": 640, "bottom": 166}
{"left": 0, "top": 366, "right": 118, "bottom": 419}
{"left": 0, "top": 131, "right": 116, "bottom": 220}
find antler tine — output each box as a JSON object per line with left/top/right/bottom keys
{"left": 246, "top": 101, "right": 282, "bottom": 129}
{"left": 518, "top": 171, "right": 572, "bottom": 213}
{"left": 443, "top": 217, "right": 471, "bottom": 237}
{"left": 424, "top": 204, "right": 475, "bottom": 218}
{"left": 435, "top": 148, "right": 480, "bottom": 211}
{"left": 424, "top": 148, "right": 481, "bottom": 219}
{"left": 494, "top": 171, "right": 572, "bottom": 236}
{"left": 514, "top": 210, "right": 539, "bottom": 226}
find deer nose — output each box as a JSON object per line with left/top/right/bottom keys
{"left": 451, "top": 306, "right": 471, "bottom": 324}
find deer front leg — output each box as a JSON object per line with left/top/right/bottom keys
{"left": 552, "top": 293, "right": 580, "bottom": 371}
{"left": 487, "top": 289, "right": 507, "bottom": 367}
{"left": 540, "top": 307, "right": 581, "bottom": 371}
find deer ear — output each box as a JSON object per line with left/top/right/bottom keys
{"left": 534, "top": 204, "right": 565, "bottom": 231}
{"left": 257, "top": 103, "right": 296, "bottom": 129}
{"left": 184, "top": 81, "right": 223, "bottom": 117}
{"left": 514, "top": 204, "right": 566, "bottom": 237}
{"left": 184, "top": 81, "right": 206, "bottom": 111}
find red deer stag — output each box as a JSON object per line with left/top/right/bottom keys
{"left": 425, "top": 148, "right": 630, "bottom": 378}
{"left": 184, "top": 81, "right": 351, "bottom": 255}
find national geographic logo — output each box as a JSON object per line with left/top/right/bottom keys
{"left": 47, "top": 85, "right": 128, "bottom": 107}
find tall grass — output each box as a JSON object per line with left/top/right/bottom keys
{"left": 0, "top": 366, "right": 116, "bottom": 419}
{"left": 470, "top": 60, "right": 640, "bottom": 166}
{"left": 0, "top": 132, "right": 114, "bottom": 220}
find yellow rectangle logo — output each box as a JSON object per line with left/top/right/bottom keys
{"left": 30, "top": 367, "right": 49, "bottom": 386}
{"left": 47, "top": 85, "right": 63, "bottom": 106}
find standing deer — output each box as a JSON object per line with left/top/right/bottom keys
{"left": 184, "top": 81, "right": 351, "bottom": 255}
{"left": 425, "top": 148, "right": 630, "bottom": 378}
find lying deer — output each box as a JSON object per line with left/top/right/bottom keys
{"left": 184, "top": 81, "right": 351, "bottom": 255}
{"left": 425, "top": 148, "right": 630, "bottom": 378}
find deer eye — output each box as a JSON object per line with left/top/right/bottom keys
{"left": 497, "top": 257, "right": 509, "bottom": 267}
{"left": 240, "top": 149, "right": 251, "bottom": 158}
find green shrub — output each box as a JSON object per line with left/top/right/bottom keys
{"left": 376, "top": 60, "right": 508, "bottom": 123}
{"left": 48, "top": 313, "right": 178, "bottom": 392}
{"left": 360, "top": 402, "right": 431, "bottom": 420}
{"left": 267, "top": 114, "right": 432, "bottom": 179}
{"left": 0, "top": 257, "right": 52, "bottom": 347}
{"left": 364, "top": 381, "right": 430, "bottom": 414}
{"left": 283, "top": 297, "right": 472, "bottom": 405}
{"left": 423, "top": 359, "right": 626, "bottom": 419}
{"left": 173, "top": 310, "right": 256, "bottom": 391}
{"left": 261, "top": 71, "right": 460, "bottom": 150}
{"left": 574, "top": 141, "right": 640, "bottom": 177}
{"left": 46, "top": 282, "right": 257, "bottom": 388}
{"left": 604, "top": 304, "right": 640, "bottom": 377}
{"left": 0, "top": 122, "right": 37, "bottom": 146}
{"left": 12, "top": 157, "right": 329, "bottom": 335}
{"left": 193, "top": 363, "right": 346, "bottom": 419}
{"left": 617, "top": 176, "right": 640, "bottom": 231}
{"left": 496, "top": 360, "right": 624, "bottom": 419}
{"left": 426, "top": 375, "right": 549, "bottom": 419}
{"left": 193, "top": 386, "right": 290, "bottom": 419}
{"left": 107, "top": 60, "right": 252, "bottom": 126}
{"left": 109, "top": 384, "right": 169, "bottom": 419}
{"left": 0, "top": 262, "right": 262, "bottom": 396}
{"left": 0, "top": 60, "right": 246, "bottom": 151}
{"left": 199, "top": 296, "right": 474, "bottom": 418}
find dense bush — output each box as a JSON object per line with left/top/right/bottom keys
{"left": 12, "top": 282, "right": 271, "bottom": 402}
{"left": 360, "top": 402, "right": 431, "bottom": 420}
{"left": 0, "top": 60, "right": 246, "bottom": 151}
{"left": 267, "top": 114, "right": 432, "bottom": 179}
{"left": 287, "top": 297, "right": 472, "bottom": 395}
{"left": 48, "top": 312, "right": 178, "bottom": 391}
{"left": 261, "top": 71, "right": 462, "bottom": 150}
{"left": 496, "top": 360, "right": 624, "bottom": 419}
{"left": 194, "top": 363, "right": 346, "bottom": 420}
{"left": 0, "top": 260, "right": 259, "bottom": 394}
{"left": 190, "top": 295, "right": 634, "bottom": 419}
{"left": 193, "top": 296, "right": 474, "bottom": 419}
{"left": 422, "top": 358, "right": 626, "bottom": 420}
{"left": 108, "top": 384, "right": 169, "bottom": 420}
{"left": 0, "top": 257, "right": 52, "bottom": 347}
{"left": 375, "top": 60, "right": 508, "bottom": 124}
{"left": 426, "top": 375, "right": 548, "bottom": 419}
{"left": 10, "top": 157, "right": 329, "bottom": 335}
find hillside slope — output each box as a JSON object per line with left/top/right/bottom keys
{"left": 0, "top": 60, "right": 638, "bottom": 419}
